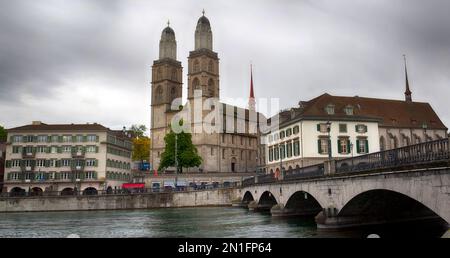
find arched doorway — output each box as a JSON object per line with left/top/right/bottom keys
{"left": 231, "top": 157, "right": 237, "bottom": 172}
{"left": 82, "top": 187, "right": 98, "bottom": 195}
{"left": 30, "top": 187, "right": 43, "bottom": 196}
{"left": 10, "top": 187, "right": 26, "bottom": 197}
{"left": 61, "top": 187, "right": 74, "bottom": 196}
{"left": 106, "top": 186, "right": 113, "bottom": 194}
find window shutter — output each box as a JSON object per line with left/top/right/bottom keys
{"left": 347, "top": 140, "right": 351, "bottom": 154}
{"left": 57, "top": 147, "right": 62, "bottom": 153}
{"left": 337, "top": 140, "right": 341, "bottom": 154}
{"left": 45, "top": 146, "right": 50, "bottom": 153}
{"left": 365, "top": 140, "right": 369, "bottom": 153}
{"left": 365, "top": 125, "right": 368, "bottom": 132}
{"left": 58, "top": 136, "right": 63, "bottom": 142}
{"left": 56, "top": 160, "right": 60, "bottom": 167}
{"left": 95, "top": 146, "right": 99, "bottom": 153}
{"left": 6, "top": 160, "right": 11, "bottom": 168}
{"left": 355, "top": 125, "right": 358, "bottom": 132}
{"left": 318, "top": 139, "right": 322, "bottom": 154}
{"left": 72, "top": 136, "right": 76, "bottom": 142}
{"left": 83, "top": 135, "right": 87, "bottom": 142}
{"left": 94, "top": 159, "right": 98, "bottom": 167}
{"left": 317, "top": 124, "right": 321, "bottom": 131}
{"left": 356, "top": 139, "right": 360, "bottom": 153}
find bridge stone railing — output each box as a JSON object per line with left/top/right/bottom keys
{"left": 335, "top": 138, "right": 449, "bottom": 174}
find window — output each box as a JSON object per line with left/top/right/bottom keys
{"left": 286, "top": 142, "right": 292, "bottom": 158}
{"left": 12, "top": 146, "right": 21, "bottom": 154}
{"left": 280, "top": 131, "right": 285, "bottom": 139}
{"left": 338, "top": 138, "right": 350, "bottom": 154}
{"left": 286, "top": 128, "right": 292, "bottom": 137}
{"left": 278, "top": 144, "right": 284, "bottom": 159}
{"left": 37, "top": 135, "right": 48, "bottom": 142}
{"left": 86, "top": 159, "right": 97, "bottom": 167}
{"left": 325, "top": 104, "right": 335, "bottom": 115}
{"left": 344, "top": 106, "right": 354, "bottom": 115}
{"left": 86, "top": 146, "right": 97, "bottom": 153}
{"left": 62, "top": 146, "right": 71, "bottom": 153}
{"left": 50, "top": 146, "right": 58, "bottom": 154}
{"left": 51, "top": 135, "right": 59, "bottom": 142}
{"left": 12, "top": 135, "right": 22, "bottom": 143}
{"left": 12, "top": 160, "right": 21, "bottom": 167}
{"left": 62, "top": 159, "right": 71, "bottom": 167}
{"left": 62, "top": 135, "right": 71, "bottom": 142}
{"left": 293, "top": 126, "right": 299, "bottom": 134}
{"left": 269, "top": 147, "right": 273, "bottom": 162}
{"left": 37, "top": 146, "right": 46, "bottom": 153}
{"left": 293, "top": 139, "right": 300, "bottom": 156}
{"left": 339, "top": 124, "right": 347, "bottom": 133}
{"left": 193, "top": 60, "right": 200, "bottom": 73}
{"left": 273, "top": 133, "right": 279, "bottom": 141}
{"left": 274, "top": 146, "right": 279, "bottom": 160}
{"left": 87, "top": 135, "right": 97, "bottom": 142}
{"left": 318, "top": 138, "right": 329, "bottom": 154}
{"left": 76, "top": 135, "right": 84, "bottom": 142}
{"left": 357, "top": 138, "right": 369, "bottom": 154}
{"left": 85, "top": 171, "right": 96, "bottom": 179}
{"left": 356, "top": 124, "right": 368, "bottom": 133}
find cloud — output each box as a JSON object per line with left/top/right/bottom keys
{"left": 0, "top": 0, "right": 449, "bottom": 130}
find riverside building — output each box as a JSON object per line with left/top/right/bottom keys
{"left": 3, "top": 121, "right": 133, "bottom": 195}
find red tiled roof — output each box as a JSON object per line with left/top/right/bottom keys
{"left": 8, "top": 123, "right": 109, "bottom": 132}
{"left": 299, "top": 93, "right": 447, "bottom": 130}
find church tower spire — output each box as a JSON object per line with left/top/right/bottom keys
{"left": 404, "top": 54, "right": 412, "bottom": 102}
{"left": 187, "top": 11, "right": 220, "bottom": 100}
{"left": 248, "top": 64, "right": 256, "bottom": 111}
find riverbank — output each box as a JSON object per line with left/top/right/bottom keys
{"left": 0, "top": 188, "right": 237, "bottom": 213}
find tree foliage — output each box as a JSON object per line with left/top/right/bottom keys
{"left": 158, "top": 130, "right": 202, "bottom": 173}
{"left": 129, "top": 124, "right": 148, "bottom": 138}
{"left": 132, "top": 136, "right": 151, "bottom": 162}
{"left": 0, "top": 125, "right": 7, "bottom": 142}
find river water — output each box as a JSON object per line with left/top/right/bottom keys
{"left": 0, "top": 207, "right": 446, "bottom": 238}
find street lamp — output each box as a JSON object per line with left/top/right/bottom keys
{"left": 326, "top": 121, "right": 332, "bottom": 161}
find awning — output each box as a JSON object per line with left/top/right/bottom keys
{"left": 122, "top": 183, "right": 145, "bottom": 189}
{"left": 163, "top": 181, "right": 175, "bottom": 187}
{"left": 176, "top": 180, "right": 187, "bottom": 187}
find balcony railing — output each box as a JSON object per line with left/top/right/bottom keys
{"left": 21, "top": 151, "right": 35, "bottom": 158}
{"left": 71, "top": 150, "right": 86, "bottom": 158}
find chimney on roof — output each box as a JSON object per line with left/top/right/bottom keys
{"left": 32, "top": 121, "right": 42, "bottom": 125}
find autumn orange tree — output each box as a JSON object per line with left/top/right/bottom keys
{"left": 132, "top": 136, "right": 151, "bottom": 169}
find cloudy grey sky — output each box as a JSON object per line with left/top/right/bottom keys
{"left": 1, "top": 0, "right": 449, "bottom": 131}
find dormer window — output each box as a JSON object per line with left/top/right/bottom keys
{"left": 325, "top": 104, "right": 335, "bottom": 115}
{"left": 344, "top": 105, "right": 354, "bottom": 115}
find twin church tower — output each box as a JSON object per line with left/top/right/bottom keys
{"left": 150, "top": 12, "right": 262, "bottom": 173}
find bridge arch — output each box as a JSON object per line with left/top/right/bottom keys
{"left": 284, "top": 191, "right": 323, "bottom": 216}
{"left": 337, "top": 189, "right": 448, "bottom": 236}
{"left": 242, "top": 191, "right": 254, "bottom": 204}
{"left": 258, "top": 191, "right": 278, "bottom": 208}
{"left": 339, "top": 189, "right": 447, "bottom": 222}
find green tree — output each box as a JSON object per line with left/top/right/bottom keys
{"left": 129, "top": 124, "right": 148, "bottom": 138}
{"left": 132, "top": 137, "right": 151, "bottom": 169}
{"left": 158, "top": 130, "right": 202, "bottom": 173}
{"left": 0, "top": 125, "right": 7, "bottom": 142}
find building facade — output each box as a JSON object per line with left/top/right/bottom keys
{"left": 3, "top": 121, "right": 133, "bottom": 195}
{"left": 264, "top": 92, "right": 448, "bottom": 173}
{"left": 150, "top": 13, "right": 265, "bottom": 173}
{"left": 0, "top": 142, "right": 6, "bottom": 192}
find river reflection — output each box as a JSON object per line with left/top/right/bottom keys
{"left": 0, "top": 207, "right": 446, "bottom": 238}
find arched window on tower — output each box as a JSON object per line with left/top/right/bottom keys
{"left": 192, "top": 78, "right": 200, "bottom": 95}
{"left": 208, "top": 79, "right": 215, "bottom": 96}
{"left": 208, "top": 60, "right": 214, "bottom": 73}
{"left": 155, "top": 86, "right": 163, "bottom": 101}
{"left": 193, "top": 60, "right": 200, "bottom": 73}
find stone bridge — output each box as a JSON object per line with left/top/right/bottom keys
{"left": 236, "top": 167, "right": 450, "bottom": 229}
